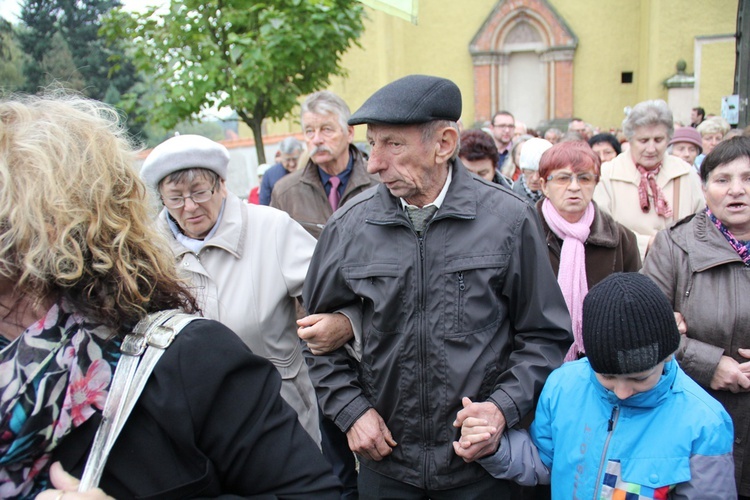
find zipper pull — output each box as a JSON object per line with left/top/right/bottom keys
{"left": 607, "top": 406, "right": 617, "bottom": 432}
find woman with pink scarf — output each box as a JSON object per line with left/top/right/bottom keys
{"left": 593, "top": 99, "right": 706, "bottom": 260}
{"left": 537, "top": 141, "right": 641, "bottom": 361}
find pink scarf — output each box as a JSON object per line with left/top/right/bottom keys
{"left": 636, "top": 163, "right": 672, "bottom": 217}
{"left": 542, "top": 198, "right": 595, "bottom": 362}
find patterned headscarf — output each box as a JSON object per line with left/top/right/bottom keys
{"left": 0, "top": 299, "right": 119, "bottom": 499}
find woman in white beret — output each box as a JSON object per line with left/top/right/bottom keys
{"left": 140, "top": 135, "right": 356, "bottom": 445}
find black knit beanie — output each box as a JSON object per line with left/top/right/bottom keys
{"left": 582, "top": 273, "right": 680, "bottom": 374}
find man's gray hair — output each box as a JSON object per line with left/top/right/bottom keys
{"left": 420, "top": 120, "right": 461, "bottom": 160}
{"left": 279, "top": 136, "right": 304, "bottom": 155}
{"left": 301, "top": 91, "right": 351, "bottom": 132}
{"left": 623, "top": 100, "right": 674, "bottom": 141}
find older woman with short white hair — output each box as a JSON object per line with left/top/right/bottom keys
{"left": 593, "top": 99, "right": 705, "bottom": 259}
{"left": 695, "top": 116, "right": 731, "bottom": 167}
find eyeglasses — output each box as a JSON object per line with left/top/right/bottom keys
{"left": 493, "top": 124, "right": 514, "bottom": 129}
{"left": 161, "top": 184, "right": 217, "bottom": 209}
{"left": 546, "top": 172, "right": 598, "bottom": 187}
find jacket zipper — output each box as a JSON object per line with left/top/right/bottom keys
{"left": 417, "top": 233, "right": 432, "bottom": 488}
{"left": 457, "top": 272, "right": 465, "bottom": 330}
{"left": 593, "top": 405, "right": 619, "bottom": 499}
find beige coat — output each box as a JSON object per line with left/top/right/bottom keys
{"left": 158, "top": 194, "right": 321, "bottom": 444}
{"left": 642, "top": 211, "right": 750, "bottom": 495}
{"left": 593, "top": 151, "right": 705, "bottom": 259}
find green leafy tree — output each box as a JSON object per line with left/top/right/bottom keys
{"left": 102, "top": 0, "right": 364, "bottom": 163}
{"left": 17, "top": 0, "right": 146, "bottom": 139}
{"left": 0, "top": 21, "right": 28, "bottom": 92}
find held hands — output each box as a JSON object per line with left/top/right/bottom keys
{"left": 297, "top": 313, "right": 354, "bottom": 354}
{"left": 710, "top": 350, "right": 750, "bottom": 393}
{"left": 34, "top": 462, "right": 114, "bottom": 500}
{"left": 346, "top": 408, "right": 397, "bottom": 461}
{"left": 452, "top": 397, "right": 506, "bottom": 463}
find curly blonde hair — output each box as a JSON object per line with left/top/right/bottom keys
{"left": 0, "top": 92, "right": 198, "bottom": 332}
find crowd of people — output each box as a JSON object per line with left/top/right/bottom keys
{"left": 0, "top": 75, "right": 748, "bottom": 500}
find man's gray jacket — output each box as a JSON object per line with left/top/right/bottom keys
{"left": 302, "top": 159, "right": 572, "bottom": 490}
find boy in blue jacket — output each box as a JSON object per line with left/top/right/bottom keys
{"left": 455, "top": 273, "right": 735, "bottom": 499}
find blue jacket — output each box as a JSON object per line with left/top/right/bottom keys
{"left": 480, "top": 358, "right": 736, "bottom": 499}
{"left": 259, "top": 162, "right": 290, "bottom": 205}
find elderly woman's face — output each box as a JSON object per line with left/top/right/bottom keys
{"left": 702, "top": 132, "right": 724, "bottom": 155}
{"left": 160, "top": 174, "right": 227, "bottom": 240}
{"left": 629, "top": 124, "right": 669, "bottom": 169}
{"left": 703, "top": 157, "right": 750, "bottom": 240}
{"left": 541, "top": 164, "right": 598, "bottom": 223}
{"left": 591, "top": 142, "right": 618, "bottom": 163}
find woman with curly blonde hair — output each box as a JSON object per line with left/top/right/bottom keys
{"left": 0, "top": 94, "right": 339, "bottom": 499}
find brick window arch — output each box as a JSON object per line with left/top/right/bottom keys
{"left": 470, "top": 0, "right": 577, "bottom": 127}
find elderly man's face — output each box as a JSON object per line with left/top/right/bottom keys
{"left": 302, "top": 111, "right": 353, "bottom": 174}
{"left": 568, "top": 120, "right": 588, "bottom": 139}
{"left": 160, "top": 172, "right": 227, "bottom": 240}
{"left": 279, "top": 150, "right": 301, "bottom": 172}
{"left": 366, "top": 123, "right": 449, "bottom": 207}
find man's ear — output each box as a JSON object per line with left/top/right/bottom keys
{"left": 434, "top": 126, "right": 459, "bottom": 163}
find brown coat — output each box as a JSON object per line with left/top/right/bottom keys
{"left": 270, "top": 146, "right": 379, "bottom": 239}
{"left": 537, "top": 201, "right": 642, "bottom": 288}
{"left": 642, "top": 211, "right": 750, "bottom": 495}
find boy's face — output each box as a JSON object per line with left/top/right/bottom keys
{"left": 594, "top": 360, "right": 666, "bottom": 400}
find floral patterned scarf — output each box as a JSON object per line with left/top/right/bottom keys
{"left": 0, "top": 299, "right": 120, "bottom": 499}
{"left": 707, "top": 208, "right": 750, "bottom": 265}
{"left": 636, "top": 163, "right": 672, "bottom": 218}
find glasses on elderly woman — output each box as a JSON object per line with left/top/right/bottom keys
{"left": 161, "top": 184, "right": 217, "bottom": 209}
{"left": 546, "top": 172, "right": 598, "bottom": 187}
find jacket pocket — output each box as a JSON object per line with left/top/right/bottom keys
{"left": 443, "top": 255, "right": 508, "bottom": 336}
{"left": 343, "top": 262, "right": 403, "bottom": 335}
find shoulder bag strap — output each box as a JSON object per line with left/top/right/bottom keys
{"left": 78, "top": 310, "right": 201, "bottom": 492}
{"left": 672, "top": 175, "right": 681, "bottom": 221}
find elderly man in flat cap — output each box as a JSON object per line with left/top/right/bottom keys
{"left": 302, "top": 75, "right": 572, "bottom": 498}
{"left": 140, "top": 134, "right": 356, "bottom": 446}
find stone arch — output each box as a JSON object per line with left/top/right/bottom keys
{"left": 470, "top": 0, "right": 577, "bottom": 128}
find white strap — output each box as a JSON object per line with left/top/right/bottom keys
{"left": 78, "top": 310, "right": 200, "bottom": 492}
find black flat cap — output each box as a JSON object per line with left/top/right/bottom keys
{"left": 348, "top": 74, "right": 462, "bottom": 126}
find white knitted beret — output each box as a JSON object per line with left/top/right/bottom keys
{"left": 140, "top": 134, "right": 230, "bottom": 189}
{"left": 519, "top": 138, "right": 553, "bottom": 172}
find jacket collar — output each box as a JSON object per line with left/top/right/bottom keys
{"left": 590, "top": 358, "right": 679, "bottom": 410}
{"left": 608, "top": 152, "right": 692, "bottom": 188}
{"left": 366, "top": 158, "right": 478, "bottom": 226}
{"left": 672, "top": 211, "right": 745, "bottom": 271}
{"left": 162, "top": 193, "right": 246, "bottom": 259}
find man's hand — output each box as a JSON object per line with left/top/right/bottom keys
{"left": 673, "top": 312, "right": 687, "bottom": 334}
{"left": 452, "top": 397, "right": 506, "bottom": 463}
{"left": 346, "top": 408, "right": 397, "bottom": 461}
{"left": 297, "top": 313, "right": 354, "bottom": 354}
{"left": 34, "top": 462, "right": 114, "bottom": 499}
{"left": 710, "top": 353, "right": 750, "bottom": 393}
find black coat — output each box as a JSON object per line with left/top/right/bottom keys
{"left": 54, "top": 319, "right": 341, "bottom": 499}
